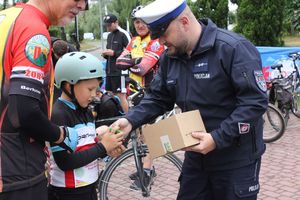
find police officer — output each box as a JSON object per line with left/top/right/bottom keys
{"left": 112, "top": 0, "right": 268, "bottom": 199}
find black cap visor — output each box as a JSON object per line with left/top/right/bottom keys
{"left": 149, "top": 20, "right": 172, "bottom": 39}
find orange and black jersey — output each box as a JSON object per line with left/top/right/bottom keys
{"left": 0, "top": 4, "right": 60, "bottom": 192}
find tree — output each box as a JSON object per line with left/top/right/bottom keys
{"left": 188, "top": 0, "right": 228, "bottom": 29}
{"left": 107, "top": 0, "right": 153, "bottom": 34}
{"left": 234, "top": 0, "right": 285, "bottom": 46}
{"left": 284, "top": 0, "right": 300, "bottom": 35}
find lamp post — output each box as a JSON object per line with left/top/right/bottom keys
{"left": 99, "top": 0, "right": 104, "bottom": 49}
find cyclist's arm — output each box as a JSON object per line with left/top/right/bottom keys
{"left": 129, "top": 40, "right": 165, "bottom": 76}
{"left": 8, "top": 94, "right": 61, "bottom": 142}
{"left": 51, "top": 143, "right": 107, "bottom": 171}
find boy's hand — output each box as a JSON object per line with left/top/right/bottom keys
{"left": 99, "top": 126, "right": 124, "bottom": 153}
{"left": 96, "top": 125, "right": 109, "bottom": 141}
{"left": 107, "top": 145, "right": 126, "bottom": 157}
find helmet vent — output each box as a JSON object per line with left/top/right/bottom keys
{"left": 90, "top": 69, "right": 96, "bottom": 73}
{"left": 69, "top": 53, "right": 76, "bottom": 56}
{"left": 79, "top": 56, "right": 87, "bottom": 60}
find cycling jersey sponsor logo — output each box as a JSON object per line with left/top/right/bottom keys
{"left": 0, "top": 15, "right": 6, "bottom": 24}
{"left": 20, "top": 85, "right": 41, "bottom": 95}
{"left": 254, "top": 70, "right": 267, "bottom": 92}
{"left": 25, "top": 34, "right": 50, "bottom": 67}
{"left": 238, "top": 122, "right": 250, "bottom": 134}
{"left": 11, "top": 67, "right": 45, "bottom": 84}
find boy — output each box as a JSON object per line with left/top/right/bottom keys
{"left": 48, "top": 52, "right": 125, "bottom": 200}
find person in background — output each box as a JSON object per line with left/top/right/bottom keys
{"left": 112, "top": 0, "right": 268, "bottom": 199}
{"left": 48, "top": 52, "right": 125, "bottom": 200}
{"left": 116, "top": 5, "right": 165, "bottom": 190}
{"left": 51, "top": 37, "right": 77, "bottom": 102}
{"left": 101, "top": 14, "right": 130, "bottom": 112}
{"left": 0, "top": 1, "right": 87, "bottom": 200}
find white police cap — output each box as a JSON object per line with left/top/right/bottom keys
{"left": 135, "top": 0, "right": 187, "bottom": 39}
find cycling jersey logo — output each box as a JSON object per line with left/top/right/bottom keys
{"left": 25, "top": 34, "right": 50, "bottom": 67}
{"left": 0, "top": 15, "right": 6, "bottom": 24}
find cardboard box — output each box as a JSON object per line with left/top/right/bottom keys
{"left": 143, "top": 110, "right": 206, "bottom": 158}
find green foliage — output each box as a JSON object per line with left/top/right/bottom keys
{"left": 78, "top": 4, "right": 102, "bottom": 39}
{"left": 235, "top": 0, "right": 285, "bottom": 46}
{"left": 188, "top": 0, "right": 228, "bottom": 29}
{"left": 107, "top": 0, "right": 154, "bottom": 34}
{"left": 284, "top": 0, "right": 300, "bottom": 35}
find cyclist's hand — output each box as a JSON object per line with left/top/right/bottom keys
{"left": 56, "top": 127, "right": 78, "bottom": 153}
{"left": 107, "top": 145, "right": 126, "bottom": 157}
{"left": 183, "top": 132, "right": 216, "bottom": 155}
{"left": 100, "top": 126, "right": 124, "bottom": 153}
{"left": 111, "top": 118, "right": 132, "bottom": 138}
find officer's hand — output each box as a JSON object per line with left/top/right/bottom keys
{"left": 184, "top": 132, "right": 216, "bottom": 155}
{"left": 110, "top": 118, "right": 132, "bottom": 138}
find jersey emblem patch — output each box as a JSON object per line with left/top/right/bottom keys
{"left": 254, "top": 70, "right": 267, "bottom": 92}
{"left": 238, "top": 122, "right": 250, "bottom": 134}
{"left": 150, "top": 41, "right": 160, "bottom": 52}
{"left": 25, "top": 34, "right": 50, "bottom": 67}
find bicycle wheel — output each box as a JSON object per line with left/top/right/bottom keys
{"left": 263, "top": 104, "right": 286, "bottom": 143}
{"left": 291, "top": 92, "right": 300, "bottom": 118}
{"left": 98, "top": 149, "right": 182, "bottom": 200}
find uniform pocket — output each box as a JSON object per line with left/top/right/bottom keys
{"left": 234, "top": 179, "right": 259, "bottom": 198}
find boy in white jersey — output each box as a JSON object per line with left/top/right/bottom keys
{"left": 48, "top": 52, "right": 125, "bottom": 200}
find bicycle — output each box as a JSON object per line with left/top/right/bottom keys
{"left": 287, "top": 52, "right": 300, "bottom": 118}
{"left": 263, "top": 103, "right": 286, "bottom": 143}
{"left": 268, "top": 56, "right": 300, "bottom": 124}
{"left": 95, "top": 78, "right": 183, "bottom": 199}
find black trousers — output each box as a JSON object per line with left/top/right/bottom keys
{"left": 0, "top": 178, "right": 47, "bottom": 200}
{"left": 48, "top": 182, "right": 97, "bottom": 200}
{"left": 177, "top": 154, "right": 261, "bottom": 200}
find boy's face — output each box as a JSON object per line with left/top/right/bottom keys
{"left": 74, "top": 78, "right": 100, "bottom": 108}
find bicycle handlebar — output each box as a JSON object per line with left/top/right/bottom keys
{"left": 288, "top": 52, "right": 300, "bottom": 60}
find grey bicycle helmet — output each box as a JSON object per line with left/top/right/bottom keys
{"left": 55, "top": 52, "right": 105, "bottom": 89}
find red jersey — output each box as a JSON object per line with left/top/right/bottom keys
{"left": 0, "top": 4, "right": 53, "bottom": 192}
{"left": 117, "top": 34, "right": 165, "bottom": 87}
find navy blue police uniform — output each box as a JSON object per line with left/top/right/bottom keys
{"left": 125, "top": 17, "right": 268, "bottom": 200}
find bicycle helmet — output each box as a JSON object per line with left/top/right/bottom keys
{"left": 55, "top": 52, "right": 105, "bottom": 89}
{"left": 131, "top": 5, "right": 144, "bottom": 19}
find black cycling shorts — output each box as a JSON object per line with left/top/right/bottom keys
{"left": 105, "top": 75, "right": 127, "bottom": 93}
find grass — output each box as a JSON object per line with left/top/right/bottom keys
{"left": 80, "top": 39, "right": 100, "bottom": 51}
{"left": 283, "top": 35, "right": 300, "bottom": 47}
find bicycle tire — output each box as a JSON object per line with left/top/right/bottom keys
{"left": 263, "top": 104, "right": 286, "bottom": 143}
{"left": 291, "top": 92, "right": 300, "bottom": 118}
{"left": 98, "top": 149, "right": 183, "bottom": 200}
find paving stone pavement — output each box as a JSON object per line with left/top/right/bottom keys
{"left": 259, "top": 114, "right": 300, "bottom": 200}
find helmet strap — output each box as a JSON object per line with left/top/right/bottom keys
{"left": 61, "top": 84, "right": 82, "bottom": 109}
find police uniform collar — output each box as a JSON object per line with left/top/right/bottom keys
{"left": 192, "top": 19, "right": 217, "bottom": 56}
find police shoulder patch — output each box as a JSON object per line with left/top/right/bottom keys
{"left": 25, "top": 34, "right": 50, "bottom": 67}
{"left": 254, "top": 70, "right": 267, "bottom": 92}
